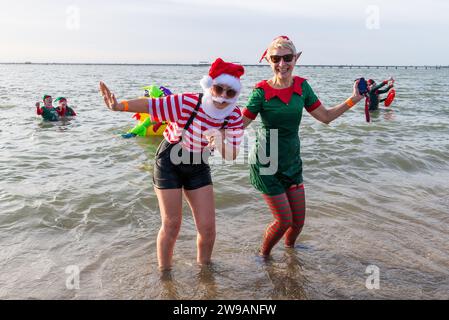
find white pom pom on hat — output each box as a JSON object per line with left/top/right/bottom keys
{"left": 200, "top": 75, "right": 213, "bottom": 91}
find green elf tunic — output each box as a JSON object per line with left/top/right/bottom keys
{"left": 242, "top": 76, "right": 322, "bottom": 196}
{"left": 56, "top": 106, "right": 77, "bottom": 117}
{"left": 37, "top": 106, "right": 60, "bottom": 122}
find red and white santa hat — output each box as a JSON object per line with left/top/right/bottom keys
{"left": 200, "top": 58, "right": 245, "bottom": 93}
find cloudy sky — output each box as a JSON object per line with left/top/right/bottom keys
{"left": 0, "top": 0, "right": 448, "bottom": 65}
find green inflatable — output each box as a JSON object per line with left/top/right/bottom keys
{"left": 121, "top": 85, "right": 169, "bottom": 139}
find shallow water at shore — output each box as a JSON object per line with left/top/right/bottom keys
{"left": 0, "top": 64, "right": 448, "bottom": 299}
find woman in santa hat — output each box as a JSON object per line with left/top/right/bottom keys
{"left": 242, "top": 36, "right": 365, "bottom": 257}
{"left": 99, "top": 58, "right": 244, "bottom": 270}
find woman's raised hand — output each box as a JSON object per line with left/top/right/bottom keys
{"left": 99, "top": 81, "right": 119, "bottom": 111}
{"left": 352, "top": 80, "right": 365, "bottom": 103}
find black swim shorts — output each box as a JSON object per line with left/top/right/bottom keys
{"left": 153, "top": 139, "right": 212, "bottom": 190}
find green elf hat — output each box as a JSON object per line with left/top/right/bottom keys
{"left": 42, "top": 94, "right": 52, "bottom": 101}
{"left": 54, "top": 97, "right": 67, "bottom": 103}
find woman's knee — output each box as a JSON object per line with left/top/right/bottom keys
{"left": 161, "top": 219, "right": 182, "bottom": 238}
{"left": 197, "top": 223, "right": 216, "bottom": 240}
{"left": 281, "top": 221, "right": 293, "bottom": 231}
{"left": 291, "top": 222, "right": 304, "bottom": 230}
{"left": 273, "top": 220, "right": 292, "bottom": 233}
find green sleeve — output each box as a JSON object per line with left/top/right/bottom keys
{"left": 371, "top": 81, "right": 388, "bottom": 93}
{"left": 377, "top": 85, "right": 393, "bottom": 94}
{"left": 243, "top": 88, "right": 265, "bottom": 120}
{"left": 67, "top": 107, "right": 76, "bottom": 116}
{"left": 303, "top": 81, "right": 322, "bottom": 112}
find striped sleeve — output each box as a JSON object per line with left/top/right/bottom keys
{"left": 147, "top": 94, "right": 187, "bottom": 122}
{"left": 224, "top": 107, "right": 244, "bottom": 147}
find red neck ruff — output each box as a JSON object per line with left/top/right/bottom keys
{"left": 256, "top": 76, "right": 306, "bottom": 104}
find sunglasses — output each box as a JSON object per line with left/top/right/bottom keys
{"left": 269, "top": 54, "right": 295, "bottom": 64}
{"left": 212, "top": 85, "right": 237, "bottom": 99}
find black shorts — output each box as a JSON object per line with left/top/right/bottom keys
{"left": 153, "top": 140, "right": 213, "bottom": 190}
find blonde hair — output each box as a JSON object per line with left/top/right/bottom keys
{"left": 267, "top": 37, "right": 297, "bottom": 57}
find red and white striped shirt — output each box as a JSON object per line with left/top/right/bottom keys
{"left": 147, "top": 93, "right": 244, "bottom": 152}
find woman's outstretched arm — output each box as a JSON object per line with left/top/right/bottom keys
{"left": 308, "top": 80, "right": 364, "bottom": 125}
{"left": 100, "top": 81, "right": 149, "bottom": 113}
{"left": 99, "top": 81, "right": 188, "bottom": 123}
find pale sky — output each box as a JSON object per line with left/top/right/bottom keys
{"left": 1, "top": 0, "right": 448, "bottom": 65}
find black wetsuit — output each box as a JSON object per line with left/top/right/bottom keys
{"left": 368, "top": 81, "right": 394, "bottom": 111}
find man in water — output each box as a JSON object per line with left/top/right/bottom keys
{"left": 367, "top": 77, "right": 394, "bottom": 111}
{"left": 55, "top": 97, "right": 77, "bottom": 117}
{"left": 35, "top": 94, "right": 59, "bottom": 121}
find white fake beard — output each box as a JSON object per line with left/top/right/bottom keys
{"left": 201, "top": 90, "right": 238, "bottom": 120}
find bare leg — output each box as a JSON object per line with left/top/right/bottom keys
{"left": 184, "top": 185, "right": 216, "bottom": 266}
{"left": 154, "top": 188, "right": 183, "bottom": 270}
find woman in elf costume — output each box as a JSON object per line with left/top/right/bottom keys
{"left": 242, "top": 36, "right": 364, "bottom": 257}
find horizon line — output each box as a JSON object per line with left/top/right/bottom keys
{"left": 1, "top": 62, "right": 448, "bottom": 68}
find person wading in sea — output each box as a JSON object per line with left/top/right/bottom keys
{"left": 242, "top": 36, "right": 364, "bottom": 257}
{"left": 99, "top": 58, "right": 245, "bottom": 270}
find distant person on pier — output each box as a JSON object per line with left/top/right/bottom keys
{"left": 367, "top": 77, "right": 395, "bottom": 111}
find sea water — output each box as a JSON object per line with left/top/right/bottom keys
{"left": 0, "top": 64, "right": 448, "bottom": 299}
